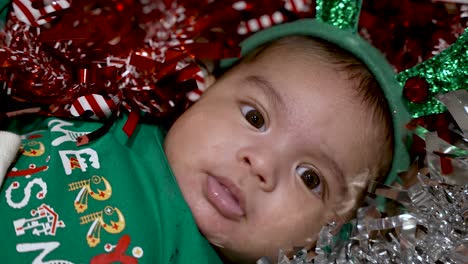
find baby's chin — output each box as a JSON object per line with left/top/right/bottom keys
{"left": 213, "top": 245, "right": 265, "bottom": 264}
{"left": 201, "top": 231, "right": 261, "bottom": 263}
{"left": 207, "top": 234, "right": 295, "bottom": 264}
{"left": 210, "top": 230, "right": 320, "bottom": 263}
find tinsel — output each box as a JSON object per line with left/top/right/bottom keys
{"left": 273, "top": 90, "right": 467, "bottom": 264}
{"left": 359, "top": 0, "right": 466, "bottom": 72}
{"left": 0, "top": 0, "right": 314, "bottom": 128}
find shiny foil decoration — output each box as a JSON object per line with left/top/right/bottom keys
{"left": 0, "top": 0, "right": 316, "bottom": 124}
{"left": 358, "top": 0, "right": 465, "bottom": 72}
{"left": 403, "top": 76, "right": 430, "bottom": 104}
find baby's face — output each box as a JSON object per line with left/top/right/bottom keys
{"left": 164, "top": 46, "right": 377, "bottom": 263}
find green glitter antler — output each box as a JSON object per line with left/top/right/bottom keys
{"left": 397, "top": 29, "right": 468, "bottom": 118}
{"left": 316, "top": 0, "right": 362, "bottom": 32}
{"left": 318, "top": 0, "right": 468, "bottom": 119}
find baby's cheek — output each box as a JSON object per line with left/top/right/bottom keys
{"left": 269, "top": 203, "right": 327, "bottom": 240}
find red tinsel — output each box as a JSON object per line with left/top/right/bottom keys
{"left": 359, "top": 0, "right": 466, "bottom": 72}
{"left": 0, "top": 0, "right": 313, "bottom": 128}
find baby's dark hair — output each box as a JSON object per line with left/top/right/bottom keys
{"left": 232, "top": 36, "right": 395, "bottom": 218}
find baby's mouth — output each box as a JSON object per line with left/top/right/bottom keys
{"left": 206, "top": 175, "right": 245, "bottom": 220}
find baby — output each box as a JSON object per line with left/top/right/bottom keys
{"left": 0, "top": 19, "right": 410, "bottom": 263}
{"left": 165, "top": 35, "right": 405, "bottom": 263}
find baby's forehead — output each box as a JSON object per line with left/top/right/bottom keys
{"left": 249, "top": 37, "right": 336, "bottom": 64}
{"left": 241, "top": 46, "right": 358, "bottom": 93}
{"left": 248, "top": 47, "right": 315, "bottom": 69}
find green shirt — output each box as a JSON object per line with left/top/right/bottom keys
{"left": 0, "top": 116, "right": 222, "bottom": 264}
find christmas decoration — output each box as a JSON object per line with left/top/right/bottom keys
{"left": 359, "top": 0, "right": 466, "bottom": 72}
{"left": 0, "top": 0, "right": 467, "bottom": 263}
{"left": 0, "top": 0, "right": 314, "bottom": 132}
{"left": 403, "top": 76, "right": 430, "bottom": 104}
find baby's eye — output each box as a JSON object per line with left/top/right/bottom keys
{"left": 296, "top": 166, "right": 322, "bottom": 195}
{"left": 240, "top": 105, "right": 266, "bottom": 131}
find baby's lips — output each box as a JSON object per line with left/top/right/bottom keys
{"left": 206, "top": 175, "right": 246, "bottom": 220}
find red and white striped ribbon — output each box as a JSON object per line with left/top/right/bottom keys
{"left": 186, "top": 69, "right": 209, "bottom": 101}
{"left": 236, "top": 0, "right": 312, "bottom": 35}
{"left": 12, "top": 0, "right": 71, "bottom": 26}
{"left": 284, "top": 0, "right": 312, "bottom": 13}
{"left": 70, "top": 94, "right": 118, "bottom": 120}
{"left": 237, "top": 11, "right": 285, "bottom": 35}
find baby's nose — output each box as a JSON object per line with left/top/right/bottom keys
{"left": 239, "top": 151, "right": 277, "bottom": 192}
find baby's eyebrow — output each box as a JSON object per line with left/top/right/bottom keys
{"left": 244, "top": 75, "right": 285, "bottom": 110}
